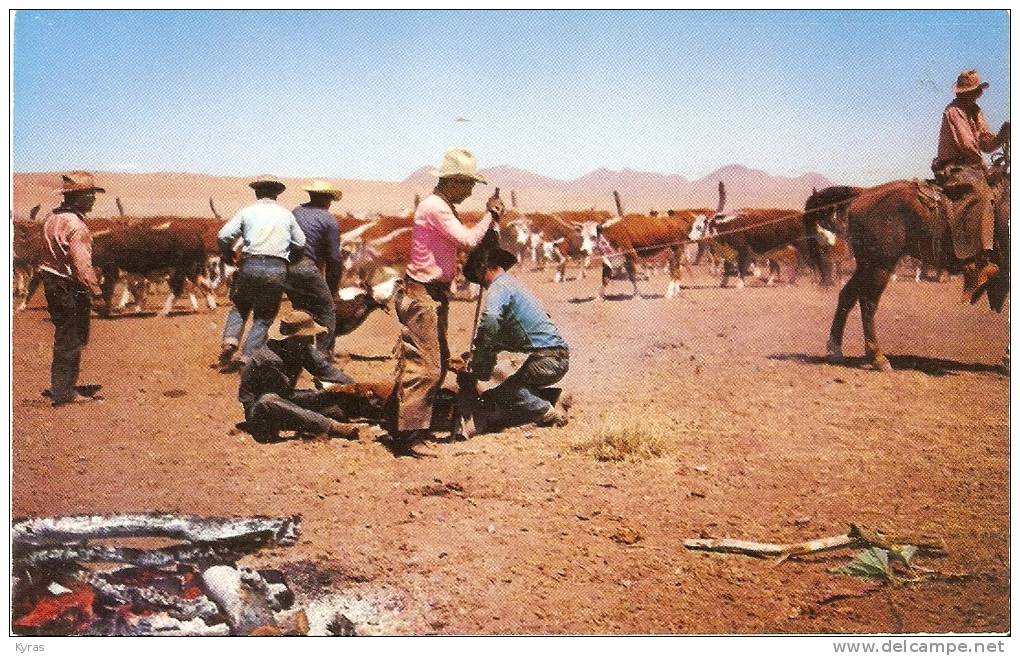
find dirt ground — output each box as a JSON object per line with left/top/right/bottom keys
{"left": 11, "top": 265, "right": 1010, "bottom": 635}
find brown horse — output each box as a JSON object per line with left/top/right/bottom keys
{"left": 803, "top": 160, "right": 1009, "bottom": 371}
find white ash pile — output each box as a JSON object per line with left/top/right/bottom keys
{"left": 11, "top": 513, "right": 353, "bottom": 636}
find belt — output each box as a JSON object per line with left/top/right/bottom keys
{"left": 244, "top": 254, "right": 289, "bottom": 262}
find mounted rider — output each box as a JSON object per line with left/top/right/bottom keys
{"left": 932, "top": 70, "right": 1010, "bottom": 292}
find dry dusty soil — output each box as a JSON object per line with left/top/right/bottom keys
{"left": 12, "top": 266, "right": 1010, "bottom": 635}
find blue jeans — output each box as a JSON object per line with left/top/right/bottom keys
{"left": 485, "top": 349, "right": 569, "bottom": 422}
{"left": 222, "top": 256, "right": 287, "bottom": 359}
{"left": 284, "top": 255, "right": 337, "bottom": 354}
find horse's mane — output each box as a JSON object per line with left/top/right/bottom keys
{"left": 805, "top": 186, "right": 863, "bottom": 213}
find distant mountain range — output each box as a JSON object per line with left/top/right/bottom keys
{"left": 13, "top": 164, "right": 834, "bottom": 219}
{"left": 403, "top": 163, "right": 833, "bottom": 213}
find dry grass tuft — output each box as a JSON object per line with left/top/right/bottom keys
{"left": 572, "top": 425, "right": 668, "bottom": 462}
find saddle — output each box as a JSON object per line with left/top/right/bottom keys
{"left": 912, "top": 179, "right": 953, "bottom": 264}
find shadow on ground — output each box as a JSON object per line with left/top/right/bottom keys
{"left": 769, "top": 352, "right": 1007, "bottom": 378}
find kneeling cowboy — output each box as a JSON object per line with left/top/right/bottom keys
{"left": 238, "top": 310, "right": 360, "bottom": 443}
{"left": 462, "top": 243, "right": 572, "bottom": 428}
{"left": 932, "top": 70, "right": 1010, "bottom": 291}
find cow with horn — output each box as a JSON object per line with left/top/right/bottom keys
{"left": 580, "top": 182, "right": 726, "bottom": 299}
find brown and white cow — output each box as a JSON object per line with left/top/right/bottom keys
{"left": 91, "top": 219, "right": 217, "bottom": 316}
{"left": 580, "top": 209, "right": 714, "bottom": 299}
{"left": 525, "top": 213, "right": 592, "bottom": 283}
{"left": 688, "top": 208, "right": 834, "bottom": 288}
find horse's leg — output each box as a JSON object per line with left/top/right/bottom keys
{"left": 827, "top": 268, "right": 863, "bottom": 362}
{"left": 858, "top": 264, "right": 894, "bottom": 371}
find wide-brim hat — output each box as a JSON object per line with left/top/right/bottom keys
{"left": 954, "top": 70, "right": 990, "bottom": 94}
{"left": 463, "top": 246, "right": 517, "bottom": 285}
{"left": 55, "top": 171, "right": 105, "bottom": 196}
{"left": 429, "top": 148, "right": 488, "bottom": 184}
{"left": 302, "top": 180, "right": 343, "bottom": 200}
{"left": 268, "top": 310, "right": 327, "bottom": 341}
{"left": 249, "top": 176, "right": 287, "bottom": 194}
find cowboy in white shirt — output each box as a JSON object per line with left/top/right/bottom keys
{"left": 217, "top": 176, "right": 306, "bottom": 368}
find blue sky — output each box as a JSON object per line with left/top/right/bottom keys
{"left": 12, "top": 10, "right": 1010, "bottom": 186}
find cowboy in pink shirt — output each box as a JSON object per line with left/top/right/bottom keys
{"left": 390, "top": 148, "right": 505, "bottom": 445}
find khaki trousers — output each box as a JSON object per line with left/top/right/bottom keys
{"left": 935, "top": 164, "right": 996, "bottom": 260}
{"left": 392, "top": 279, "right": 450, "bottom": 432}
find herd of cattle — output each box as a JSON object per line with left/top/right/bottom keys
{"left": 12, "top": 187, "right": 943, "bottom": 339}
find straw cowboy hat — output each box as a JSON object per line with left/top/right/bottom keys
{"left": 301, "top": 180, "right": 343, "bottom": 200}
{"left": 267, "top": 310, "right": 327, "bottom": 341}
{"left": 55, "top": 171, "right": 105, "bottom": 195}
{"left": 954, "top": 70, "right": 990, "bottom": 94}
{"left": 463, "top": 245, "right": 517, "bottom": 285}
{"left": 249, "top": 175, "right": 287, "bottom": 194}
{"left": 429, "top": 148, "right": 488, "bottom": 184}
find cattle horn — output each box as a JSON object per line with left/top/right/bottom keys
{"left": 613, "top": 190, "right": 624, "bottom": 217}
{"left": 715, "top": 181, "right": 726, "bottom": 215}
{"left": 510, "top": 190, "right": 518, "bottom": 209}
{"left": 29, "top": 205, "right": 40, "bottom": 221}
{"left": 116, "top": 197, "right": 126, "bottom": 218}
{"left": 209, "top": 197, "right": 222, "bottom": 220}
{"left": 413, "top": 194, "right": 421, "bottom": 210}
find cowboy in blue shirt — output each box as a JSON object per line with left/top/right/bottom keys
{"left": 463, "top": 245, "right": 571, "bottom": 428}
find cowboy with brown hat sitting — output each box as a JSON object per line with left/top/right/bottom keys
{"left": 38, "top": 171, "right": 107, "bottom": 406}
{"left": 238, "top": 310, "right": 360, "bottom": 443}
{"left": 932, "top": 69, "right": 1010, "bottom": 292}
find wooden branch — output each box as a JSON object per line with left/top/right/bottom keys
{"left": 684, "top": 524, "right": 947, "bottom": 561}
{"left": 684, "top": 534, "right": 855, "bottom": 559}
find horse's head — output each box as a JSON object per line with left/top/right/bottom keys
{"left": 804, "top": 186, "right": 859, "bottom": 237}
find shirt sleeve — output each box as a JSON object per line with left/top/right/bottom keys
{"left": 976, "top": 110, "right": 1005, "bottom": 153}
{"left": 68, "top": 224, "right": 101, "bottom": 294}
{"left": 471, "top": 281, "right": 510, "bottom": 379}
{"left": 433, "top": 205, "right": 492, "bottom": 248}
{"left": 218, "top": 210, "right": 244, "bottom": 253}
{"left": 943, "top": 107, "right": 983, "bottom": 164}
{"left": 290, "top": 213, "right": 307, "bottom": 250}
{"left": 323, "top": 218, "right": 342, "bottom": 294}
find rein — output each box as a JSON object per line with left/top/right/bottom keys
{"left": 599, "top": 195, "right": 859, "bottom": 259}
